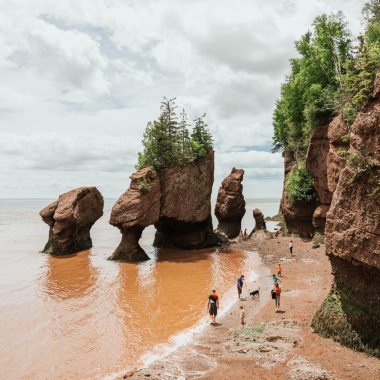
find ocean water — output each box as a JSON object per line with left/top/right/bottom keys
{"left": 0, "top": 199, "right": 279, "bottom": 380}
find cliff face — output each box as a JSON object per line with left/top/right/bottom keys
{"left": 154, "top": 150, "right": 220, "bottom": 249}
{"left": 280, "top": 149, "right": 316, "bottom": 238}
{"left": 214, "top": 168, "right": 245, "bottom": 239}
{"left": 40, "top": 187, "right": 104, "bottom": 256}
{"left": 312, "top": 65, "right": 380, "bottom": 357}
{"left": 305, "top": 115, "right": 349, "bottom": 230}
{"left": 109, "top": 167, "right": 161, "bottom": 261}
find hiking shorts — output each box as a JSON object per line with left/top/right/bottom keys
{"left": 209, "top": 303, "right": 217, "bottom": 315}
{"left": 237, "top": 287, "right": 242, "bottom": 295}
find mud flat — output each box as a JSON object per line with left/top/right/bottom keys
{"left": 126, "top": 235, "right": 380, "bottom": 380}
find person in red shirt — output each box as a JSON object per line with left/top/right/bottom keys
{"left": 273, "top": 282, "right": 281, "bottom": 312}
{"left": 207, "top": 289, "right": 219, "bottom": 325}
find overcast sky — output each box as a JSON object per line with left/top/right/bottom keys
{"left": 0, "top": 0, "right": 367, "bottom": 199}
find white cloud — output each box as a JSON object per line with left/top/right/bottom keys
{"left": 0, "top": 0, "right": 367, "bottom": 198}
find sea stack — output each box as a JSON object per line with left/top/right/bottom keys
{"left": 154, "top": 150, "right": 221, "bottom": 249}
{"left": 109, "top": 167, "right": 161, "bottom": 261}
{"left": 40, "top": 187, "right": 104, "bottom": 256}
{"left": 214, "top": 168, "right": 246, "bottom": 239}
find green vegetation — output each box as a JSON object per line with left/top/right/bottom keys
{"left": 285, "top": 165, "right": 318, "bottom": 205}
{"left": 311, "top": 282, "right": 380, "bottom": 358}
{"left": 138, "top": 178, "right": 149, "bottom": 193}
{"left": 136, "top": 98, "right": 213, "bottom": 170}
{"left": 273, "top": 1, "right": 380, "bottom": 198}
{"left": 347, "top": 150, "right": 375, "bottom": 182}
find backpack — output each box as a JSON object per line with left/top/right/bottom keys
{"left": 271, "top": 289, "right": 276, "bottom": 299}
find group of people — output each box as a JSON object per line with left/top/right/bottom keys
{"left": 207, "top": 241, "right": 294, "bottom": 324}
{"left": 238, "top": 229, "right": 248, "bottom": 242}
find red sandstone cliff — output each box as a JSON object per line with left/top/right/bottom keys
{"left": 214, "top": 168, "right": 245, "bottom": 239}
{"left": 312, "top": 63, "right": 380, "bottom": 357}
{"left": 40, "top": 187, "right": 104, "bottom": 256}
{"left": 280, "top": 149, "right": 316, "bottom": 238}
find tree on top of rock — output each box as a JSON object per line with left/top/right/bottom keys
{"left": 136, "top": 98, "right": 214, "bottom": 170}
{"left": 191, "top": 114, "right": 214, "bottom": 159}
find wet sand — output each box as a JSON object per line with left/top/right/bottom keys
{"left": 129, "top": 235, "right": 380, "bottom": 380}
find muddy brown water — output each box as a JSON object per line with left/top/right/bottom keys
{"left": 0, "top": 199, "right": 279, "bottom": 380}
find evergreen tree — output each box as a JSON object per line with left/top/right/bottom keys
{"left": 178, "top": 108, "right": 192, "bottom": 164}
{"left": 135, "top": 98, "right": 213, "bottom": 170}
{"left": 191, "top": 113, "right": 213, "bottom": 159}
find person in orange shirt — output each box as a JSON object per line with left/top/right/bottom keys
{"left": 207, "top": 289, "right": 219, "bottom": 325}
{"left": 273, "top": 282, "right": 281, "bottom": 312}
{"left": 278, "top": 263, "right": 282, "bottom": 277}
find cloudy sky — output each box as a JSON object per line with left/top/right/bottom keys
{"left": 0, "top": 0, "right": 367, "bottom": 199}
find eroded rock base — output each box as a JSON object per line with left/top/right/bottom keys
{"left": 154, "top": 217, "right": 226, "bottom": 249}
{"left": 42, "top": 235, "right": 92, "bottom": 256}
{"left": 108, "top": 230, "right": 149, "bottom": 262}
{"left": 311, "top": 264, "right": 380, "bottom": 358}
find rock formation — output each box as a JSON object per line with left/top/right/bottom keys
{"left": 154, "top": 150, "right": 222, "bottom": 249}
{"left": 249, "top": 208, "right": 266, "bottom": 237}
{"left": 306, "top": 115, "right": 349, "bottom": 231}
{"left": 214, "top": 168, "right": 246, "bottom": 238}
{"left": 109, "top": 167, "right": 161, "bottom": 261}
{"left": 280, "top": 149, "right": 316, "bottom": 238}
{"left": 110, "top": 151, "right": 224, "bottom": 260}
{"left": 312, "top": 65, "right": 380, "bottom": 357}
{"left": 40, "top": 187, "right": 104, "bottom": 256}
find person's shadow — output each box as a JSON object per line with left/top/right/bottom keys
{"left": 212, "top": 322, "right": 223, "bottom": 326}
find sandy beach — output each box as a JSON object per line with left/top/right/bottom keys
{"left": 127, "top": 235, "right": 380, "bottom": 380}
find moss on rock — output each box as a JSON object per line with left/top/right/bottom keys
{"left": 311, "top": 282, "right": 380, "bottom": 358}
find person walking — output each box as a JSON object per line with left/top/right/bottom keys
{"left": 278, "top": 263, "right": 282, "bottom": 277}
{"left": 237, "top": 274, "right": 244, "bottom": 300}
{"left": 207, "top": 289, "right": 219, "bottom": 325}
{"left": 272, "top": 274, "right": 280, "bottom": 284}
{"left": 289, "top": 240, "right": 293, "bottom": 256}
{"left": 243, "top": 229, "right": 248, "bottom": 241}
{"left": 273, "top": 282, "right": 281, "bottom": 312}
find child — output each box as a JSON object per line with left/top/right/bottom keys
{"left": 278, "top": 263, "right": 282, "bottom": 277}
{"left": 240, "top": 305, "right": 245, "bottom": 325}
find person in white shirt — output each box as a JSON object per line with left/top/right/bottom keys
{"left": 289, "top": 240, "right": 293, "bottom": 256}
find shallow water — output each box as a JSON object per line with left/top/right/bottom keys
{"left": 0, "top": 199, "right": 279, "bottom": 380}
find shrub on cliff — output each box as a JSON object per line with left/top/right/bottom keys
{"left": 136, "top": 98, "right": 213, "bottom": 170}
{"left": 285, "top": 165, "right": 318, "bottom": 205}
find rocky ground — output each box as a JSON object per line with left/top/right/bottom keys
{"left": 124, "top": 235, "right": 380, "bottom": 380}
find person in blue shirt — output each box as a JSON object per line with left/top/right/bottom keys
{"left": 272, "top": 274, "right": 281, "bottom": 284}
{"left": 237, "top": 274, "right": 244, "bottom": 300}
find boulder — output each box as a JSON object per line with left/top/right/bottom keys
{"left": 109, "top": 167, "right": 161, "bottom": 261}
{"left": 40, "top": 187, "right": 104, "bottom": 256}
{"left": 154, "top": 150, "right": 221, "bottom": 249}
{"left": 214, "top": 168, "right": 246, "bottom": 238}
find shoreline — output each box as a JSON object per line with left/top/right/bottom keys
{"left": 126, "top": 234, "right": 380, "bottom": 380}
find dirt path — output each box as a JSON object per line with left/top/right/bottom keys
{"left": 126, "top": 235, "right": 380, "bottom": 380}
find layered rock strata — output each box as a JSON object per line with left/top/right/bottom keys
{"left": 280, "top": 149, "right": 316, "bottom": 238}
{"left": 40, "top": 187, "right": 104, "bottom": 256}
{"left": 306, "top": 115, "right": 349, "bottom": 231}
{"left": 154, "top": 151, "right": 222, "bottom": 249}
{"left": 214, "top": 168, "right": 245, "bottom": 239}
{"left": 312, "top": 65, "right": 380, "bottom": 357}
{"left": 109, "top": 167, "right": 161, "bottom": 261}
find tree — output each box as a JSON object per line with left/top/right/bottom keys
{"left": 191, "top": 113, "right": 213, "bottom": 159}
{"left": 135, "top": 98, "right": 213, "bottom": 170}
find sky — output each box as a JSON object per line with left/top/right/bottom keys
{"left": 0, "top": 0, "right": 367, "bottom": 199}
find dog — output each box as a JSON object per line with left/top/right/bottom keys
{"left": 249, "top": 287, "right": 260, "bottom": 298}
